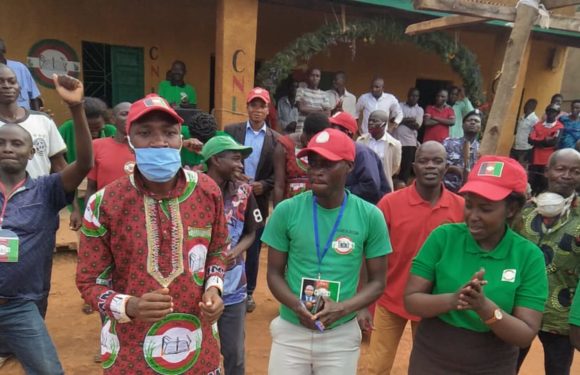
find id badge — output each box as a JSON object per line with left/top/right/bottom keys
{"left": 300, "top": 277, "right": 341, "bottom": 313}
{"left": 0, "top": 229, "right": 19, "bottom": 262}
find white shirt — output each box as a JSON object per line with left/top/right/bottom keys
{"left": 514, "top": 112, "right": 539, "bottom": 150}
{"left": 357, "top": 132, "right": 402, "bottom": 191}
{"left": 394, "top": 102, "right": 424, "bottom": 147}
{"left": 326, "top": 89, "right": 357, "bottom": 118}
{"left": 355, "top": 92, "right": 403, "bottom": 134}
{"left": 0, "top": 110, "right": 67, "bottom": 178}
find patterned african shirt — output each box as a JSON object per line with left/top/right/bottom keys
{"left": 76, "top": 168, "right": 228, "bottom": 375}
{"left": 516, "top": 197, "right": 580, "bottom": 335}
{"left": 442, "top": 136, "right": 480, "bottom": 193}
{"left": 222, "top": 181, "right": 262, "bottom": 306}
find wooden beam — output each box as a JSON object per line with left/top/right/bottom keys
{"left": 480, "top": 2, "right": 539, "bottom": 156}
{"left": 414, "top": 0, "right": 580, "bottom": 33}
{"left": 414, "top": 0, "right": 516, "bottom": 22}
{"left": 542, "top": 0, "right": 580, "bottom": 10}
{"left": 405, "top": 15, "right": 487, "bottom": 35}
{"left": 550, "top": 14, "right": 580, "bottom": 32}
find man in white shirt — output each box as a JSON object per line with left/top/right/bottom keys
{"left": 277, "top": 79, "right": 299, "bottom": 132}
{"left": 357, "top": 110, "right": 402, "bottom": 191}
{"left": 511, "top": 98, "right": 538, "bottom": 168}
{"left": 355, "top": 77, "right": 403, "bottom": 135}
{"left": 394, "top": 88, "right": 424, "bottom": 183}
{"left": 326, "top": 71, "right": 356, "bottom": 117}
{"left": 0, "top": 64, "right": 66, "bottom": 178}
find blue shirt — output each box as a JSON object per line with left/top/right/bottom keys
{"left": 0, "top": 174, "right": 73, "bottom": 301}
{"left": 559, "top": 115, "right": 580, "bottom": 149}
{"left": 346, "top": 143, "right": 391, "bottom": 204}
{"left": 6, "top": 60, "right": 41, "bottom": 109}
{"left": 243, "top": 122, "right": 266, "bottom": 180}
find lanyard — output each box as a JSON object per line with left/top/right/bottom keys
{"left": 0, "top": 179, "right": 27, "bottom": 228}
{"left": 313, "top": 193, "right": 347, "bottom": 278}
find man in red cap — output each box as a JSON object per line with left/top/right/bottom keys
{"left": 76, "top": 94, "right": 229, "bottom": 374}
{"left": 329, "top": 111, "right": 390, "bottom": 203}
{"left": 263, "top": 127, "right": 391, "bottom": 374}
{"left": 225, "top": 87, "right": 279, "bottom": 312}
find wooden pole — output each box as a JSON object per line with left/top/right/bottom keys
{"left": 479, "top": 2, "right": 539, "bottom": 156}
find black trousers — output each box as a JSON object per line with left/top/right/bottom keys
{"left": 398, "top": 146, "right": 416, "bottom": 184}
{"left": 517, "top": 330, "right": 575, "bottom": 375}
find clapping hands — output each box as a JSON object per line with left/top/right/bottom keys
{"left": 455, "top": 268, "right": 488, "bottom": 312}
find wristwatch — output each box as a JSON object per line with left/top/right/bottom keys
{"left": 484, "top": 308, "right": 503, "bottom": 325}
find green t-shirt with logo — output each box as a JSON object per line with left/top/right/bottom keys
{"left": 261, "top": 191, "right": 391, "bottom": 328}
{"left": 158, "top": 80, "right": 197, "bottom": 106}
{"left": 412, "top": 223, "right": 548, "bottom": 333}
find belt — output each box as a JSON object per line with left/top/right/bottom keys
{"left": 0, "top": 299, "right": 10, "bottom": 305}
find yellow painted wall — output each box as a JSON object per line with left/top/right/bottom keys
{"left": 214, "top": 0, "right": 259, "bottom": 126}
{"left": 0, "top": 0, "right": 569, "bottom": 128}
{"left": 256, "top": 2, "right": 567, "bottom": 111}
{"left": 0, "top": 0, "right": 216, "bottom": 124}
{"left": 256, "top": 2, "right": 510, "bottom": 103}
{"left": 519, "top": 40, "right": 569, "bottom": 114}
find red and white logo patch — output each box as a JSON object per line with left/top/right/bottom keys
{"left": 332, "top": 236, "right": 355, "bottom": 255}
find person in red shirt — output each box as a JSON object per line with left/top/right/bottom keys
{"left": 273, "top": 113, "right": 330, "bottom": 207}
{"left": 423, "top": 89, "right": 456, "bottom": 143}
{"left": 85, "top": 102, "right": 134, "bottom": 200}
{"left": 76, "top": 94, "right": 228, "bottom": 374}
{"left": 367, "top": 141, "right": 465, "bottom": 374}
{"left": 528, "top": 104, "right": 564, "bottom": 195}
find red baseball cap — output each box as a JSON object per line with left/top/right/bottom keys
{"left": 459, "top": 156, "right": 528, "bottom": 201}
{"left": 329, "top": 111, "right": 358, "bottom": 135}
{"left": 296, "top": 128, "right": 355, "bottom": 162}
{"left": 126, "top": 94, "right": 184, "bottom": 134}
{"left": 246, "top": 87, "right": 271, "bottom": 104}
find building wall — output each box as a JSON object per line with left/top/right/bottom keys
{"left": 0, "top": 0, "right": 570, "bottom": 127}
{"left": 561, "top": 47, "right": 580, "bottom": 106}
{"left": 522, "top": 41, "right": 570, "bottom": 114}
{"left": 0, "top": 0, "right": 216, "bottom": 123}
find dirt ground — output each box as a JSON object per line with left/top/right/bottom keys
{"left": 2, "top": 220, "right": 579, "bottom": 374}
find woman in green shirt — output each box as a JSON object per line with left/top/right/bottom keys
{"left": 404, "top": 156, "right": 548, "bottom": 374}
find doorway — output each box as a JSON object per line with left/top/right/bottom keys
{"left": 82, "top": 41, "right": 144, "bottom": 106}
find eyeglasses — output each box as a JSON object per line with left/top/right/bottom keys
{"left": 368, "top": 119, "right": 386, "bottom": 129}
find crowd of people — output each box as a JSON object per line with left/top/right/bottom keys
{"left": 0, "top": 55, "right": 579, "bottom": 375}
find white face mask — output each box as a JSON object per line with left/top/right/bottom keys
{"left": 533, "top": 192, "right": 574, "bottom": 218}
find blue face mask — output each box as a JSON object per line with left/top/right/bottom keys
{"left": 129, "top": 140, "right": 182, "bottom": 183}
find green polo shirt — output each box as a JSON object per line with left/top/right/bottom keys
{"left": 180, "top": 126, "right": 203, "bottom": 167}
{"left": 59, "top": 119, "right": 116, "bottom": 163}
{"left": 261, "top": 191, "right": 391, "bottom": 329}
{"left": 158, "top": 80, "right": 197, "bottom": 106}
{"left": 570, "top": 290, "right": 580, "bottom": 326}
{"left": 412, "top": 223, "right": 548, "bottom": 332}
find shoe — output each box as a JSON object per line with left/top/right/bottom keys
{"left": 246, "top": 295, "right": 256, "bottom": 313}
{"left": 0, "top": 355, "right": 12, "bottom": 368}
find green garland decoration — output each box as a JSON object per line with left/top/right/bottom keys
{"left": 256, "top": 18, "right": 484, "bottom": 105}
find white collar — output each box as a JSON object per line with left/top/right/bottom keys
{"left": 246, "top": 121, "right": 266, "bottom": 133}
{"left": 369, "top": 131, "right": 397, "bottom": 144}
